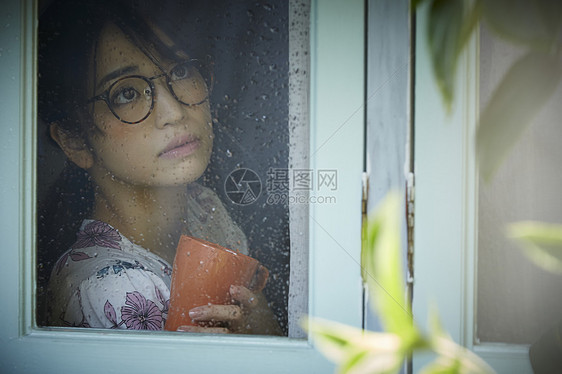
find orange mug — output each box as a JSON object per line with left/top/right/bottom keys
{"left": 164, "top": 235, "right": 269, "bottom": 331}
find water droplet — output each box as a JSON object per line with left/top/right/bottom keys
{"left": 226, "top": 149, "right": 232, "bottom": 157}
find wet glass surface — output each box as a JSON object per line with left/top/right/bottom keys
{"left": 36, "top": 0, "right": 303, "bottom": 336}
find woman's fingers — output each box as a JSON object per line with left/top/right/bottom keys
{"left": 229, "top": 285, "right": 259, "bottom": 308}
{"left": 183, "top": 286, "right": 277, "bottom": 335}
{"left": 189, "top": 304, "right": 242, "bottom": 323}
{"left": 228, "top": 285, "right": 282, "bottom": 335}
{"left": 176, "top": 325, "right": 229, "bottom": 334}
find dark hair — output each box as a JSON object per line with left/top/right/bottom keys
{"left": 38, "top": 0, "right": 189, "bottom": 133}
{"left": 36, "top": 0, "right": 200, "bottom": 325}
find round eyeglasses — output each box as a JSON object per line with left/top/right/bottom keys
{"left": 88, "top": 59, "right": 213, "bottom": 124}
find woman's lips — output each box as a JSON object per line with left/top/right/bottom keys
{"left": 159, "top": 135, "right": 201, "bottom": 160}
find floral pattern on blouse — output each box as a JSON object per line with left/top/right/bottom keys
{"left": 46, "top": 184, "right": 249, "bottom": 331}
{"left": 47, "top": 220, "right": 172, "bottom": 330}
{"left": 121, "top": 291, "right": 163, "bottom": 330}
{"left": 72, "top": 220, "right": 121, "bottom": 250}
{"left": 101, "top": 289, "right": 167, "bottom": 330}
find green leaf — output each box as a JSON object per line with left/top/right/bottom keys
{"left": 419, "top": 357, "right": 461, "bottom": 374}
{"left": 428, "top": 305, "right": 448, "bottom": 340}
{"left": 535, "top": 0, "right": 562, "bottom": 42}
{"left": 411, "top": 0, "right": 432, "bottom": 9}
{"left": 362, "top": 192, "right": 414, "bottom": 338}
{"left": 340, "top": 352, "right": 402, "bottom": 374}
{"left": 476, "top": 51, "right": 561, "bottom": 182}
{"left": 507, "top": 221, "right": 562, "bottom": 274}
{"left": 427, "top": 335, "right": 496, "bottom": 374}
{"left": 427, "top": 0, "right": 481, "bottom": 110}
{"left": 339, "top": 349, "right": 404, "bottom": 374}
{"left": 303, "top": 317, "right": 404, "bottom": 374}
{"left": 482, "top": 0, "right": 562, "bottom": 50}
{"left": 303, "top": 317, "right": 361, "bottom": 362}
{"left": 425, "top": 308, "right": 496, "bottom": 374}
{"left": 339, "top": 350, "right": 370, "bottom": 374}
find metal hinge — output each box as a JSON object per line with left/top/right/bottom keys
{"left": 406, "top": 172, "right": 415, "bottom": 285}
{"left": 361, "top": 172, "right": 369, "bottom": 221}
{"left": 361, "top": 172, "right": 370, "bottom": 329}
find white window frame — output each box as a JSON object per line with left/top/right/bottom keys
{"left": 0, "top": 0, "right": 365, "bottom": 372}
{"left": 412, "top": 3, "right": 533, "bottom": 373}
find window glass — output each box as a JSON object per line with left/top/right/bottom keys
{"left": 476, "top": 24, "right": 562, "bottom": 344}
{"left": 36, "top": 0, "right": 303, "bottom": 337}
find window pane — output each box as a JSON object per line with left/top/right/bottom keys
{"left": 476, "top": 25, "right": 562, "bottom": 344}
{"left": 36, "top": 0, "right": 308, "bottom": 337}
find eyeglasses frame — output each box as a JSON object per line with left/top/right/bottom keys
{"left": 88, "top": 58, "right": 213, "bottom": 125}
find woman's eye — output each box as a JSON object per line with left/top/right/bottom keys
{"left": 111, "top": 87, "right": 140, "bottom": 105}
{"left": 170, "top": 63, "right": 192, "bottom": 81}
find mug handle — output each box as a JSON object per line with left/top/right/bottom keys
{"left": 249, "top": 264, "right": 269, "bottom": 292}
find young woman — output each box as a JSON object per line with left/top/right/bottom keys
{"left": 38, "top": 0, "right": 281, "bottom": 335}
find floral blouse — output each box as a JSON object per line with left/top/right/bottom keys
{"left": 46, "top": 184, "right": 248, "bottom": 330}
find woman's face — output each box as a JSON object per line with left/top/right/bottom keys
{"left": 85, "top": 22, "right": 213, "bottom": 189}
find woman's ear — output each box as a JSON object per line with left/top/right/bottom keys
{"left": 50, "top": 123, "right": 94, "bottom": 170}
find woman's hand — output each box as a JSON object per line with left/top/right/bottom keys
{"left": 176, "top": 285, "right": 282, "bottom": 335}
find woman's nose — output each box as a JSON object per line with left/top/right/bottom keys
{"left": 152, "top": 79, "right": 186, "bottom": 128}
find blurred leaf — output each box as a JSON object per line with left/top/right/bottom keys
{"left": 424, "top": 308, "right": 496, "bottom": 374}
{"left": 482, "top": 0, "right": 562, "bottom": 50}
{"left": 411, "top": 0, "right": 432, "bottom": 9}
{"left": 476, "top": 51, "right": 561, "bottom": 181}
{"left": 428, "top": 305, "right": 448, "bottom": 339}
{"left": 339, "top": 351, "right": 370, "bottom": 374}
{"left": 507, "top": 221, "right": 562, "bottom": 274}
{"left": 362, "top": 192, "right": 414, "bottom": 337}
{"left": 535, "top": 0, "right": 562, "bottom": 41}
{"left": 426, "top": 335, "right": 495, "bottom": 374}
{"left": 309, "top": 187, "right": 496, "bottom": 374}
{"left": 419, "top": 356, "right": 462, "bottom": 374}
{"left": 427, "top": 0, "right": 481, "bottom": 110}
{"left": 303, "top": 317, "right": 404, "bottom": 374}
{"left": 340, "top": 350, "right": 400, "bottom": 374}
